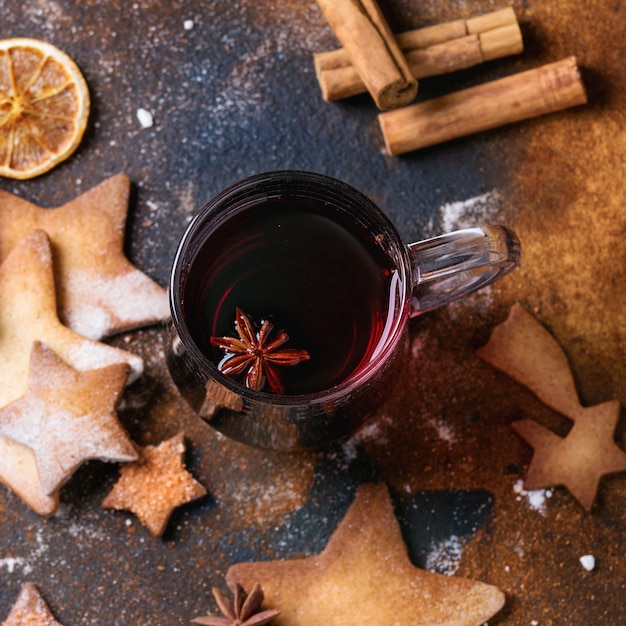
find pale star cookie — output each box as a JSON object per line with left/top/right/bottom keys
{"left": 478, "top": 303, "right": 626, "bottom": 511}
{"left": 0, "top": 342, "right": 138, "bottom": 497}
{"left": 227, "top": 482, "right": 505, "bottom": 626}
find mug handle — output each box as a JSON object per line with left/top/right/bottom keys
{"left": 407, "top": 225, "right": 521, "bottom": 316}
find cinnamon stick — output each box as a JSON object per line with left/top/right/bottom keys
{"left": 314, "top": 7, "right": 521, "bottom": 102}
{"left": 465, "top": 7, "right": 518, "bottom": 35}
{"left": 316, "top": 8, "right": 516, "bottom": 71}
{"left": 315, "top": 0, "right": 417, "bottom": 110}
{"left": 378, "top": 57, "right": 587, "bottom": 155}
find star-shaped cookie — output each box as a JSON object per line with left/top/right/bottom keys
{"left": 103, "top": 432, "right": 207, "bottom": 537}
{"left": 0, "top": 342, "right": 138, "bottom": 496}
{"left": 227, "top": 482, "right": 505, "bottom": 626}
{"left": 2, "top": 582, "right": 65, "bottom": 626}
{"left": 0, "top": 229, "right": 142, "bottom": 514}
{"left": 0, "top": 173, "right": 170, "bottom": 339}
{"left": 478, "top": 303, "right": 626, "bottom": 511}
{"left": 511, "top": 401, "right": 626, "bottom": 511}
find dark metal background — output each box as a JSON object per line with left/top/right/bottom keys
{"left": 1, "top": 1, "right": 625, "bottom": 624}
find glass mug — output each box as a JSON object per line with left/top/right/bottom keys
{"left": 166, "top": 171, "right": 520, "bottom": 450}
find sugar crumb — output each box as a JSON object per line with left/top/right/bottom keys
{"left": 579, "top": 554, "right": 595, "bottom": 571}
{"left": 513, "top": 479, "right": 553, "bottom": 516}
{"left": 136, "top": 108, "right": 154, "bottom": 128}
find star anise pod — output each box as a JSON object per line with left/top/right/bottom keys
{"left": 210, "top": 308, "right": 310, "bottom": 394}
{"left": 191, "top": 581, "right": 280, "bottom": 626}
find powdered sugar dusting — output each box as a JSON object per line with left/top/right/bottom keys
{"left": 0, "top": 528, "right": 48, "bottom": 576}
{"left": 356, "top": 420, "right": 385, "bottom": 443}
{"left": 340, "top": 437, "right": 359, "bottom": 465}
{"left": 0, "top": 556, "right": 28, "bottom": 574}
{"left": 62, "top": 269, "right": 169, "bottom": 340}
{"left": 0, "top": 399, "right": 136, "bottom": 495}
{"left": 425, "top": 535, "right": 464, "bottom": 575}
{"left": 439, "top": 189, "right": 503, "bottom": 232}
{"left": 65, "top": 339, "right": 144, "bottom": 383}
{"left": 513, "top": 479, "right": 553, "bottom": 516}
{"left": 428, "top": 416, "right": 458, "bottom": 446}
{"left": 67, "top": 522, "right": 109, "bottom": 543}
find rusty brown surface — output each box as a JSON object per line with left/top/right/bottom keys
{"left": 1, "top": 1, "right": 625, "bottom": 624}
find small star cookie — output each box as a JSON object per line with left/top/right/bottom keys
{"left": 227, "top": 482, "right": 505, "bottom": 626}
{"left": 0, "top": 173, "right": 170, "bottom": 339}
{"left": 2, "top": 582, "right": 65, "bottom": 626}
{"left": 478, "top": 303, "right": 626, "bottom": 511}
{"left": 103, "top": 432, "right": 207, "bottom": 537}
{"left": 0, "top": 342, "right": 138, "bottom": 496}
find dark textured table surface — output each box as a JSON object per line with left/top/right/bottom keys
{"left": 1, "top": 1, "right": 625, "bottom": 624}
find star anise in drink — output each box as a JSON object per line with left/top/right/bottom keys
{"left": 191, "top": 581, "right": 280, "bottom": 626}
{"left": 210, "top": 308, "right": 310, "bottom": 395}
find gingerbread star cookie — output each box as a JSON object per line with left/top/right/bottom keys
{"left": 0, "top": 342, "right": 138, "bottom": 496}
{"left": 478, "top": 303, "right": 626, "bottom": 511}
{"left": 2, "top": 582, "right": 65, "bottom": 626}
{"left": 227, "top": 482, "right": 505, "bottom": 626}
{"left": 0, "top": 173, "right": 170, "bottom": 339}
{"left": 0, "top": 229, "right": 142, "bottom": 514}
{"left": 103, "top": 432, "right": 207, "bottom": 537}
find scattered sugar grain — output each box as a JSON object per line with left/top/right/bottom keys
{"left": 355, "top": 420, "right": 383, "bottom": 443}
{"left": 425, "top": 535, "right": 463, "bottom": 575}
{"left": 136, "top": 107, "right": 154, "bottom": 128}
{"left": 439, "top": 189, "right": 503, "bottom": 232}
{"left": 428, "top": 416, "right": 457, "bottom": 446}
{"left": 0, "top": 557, "right": 27, "bottom": 574}
{"left": 340, "top": 437, "right": 359, "bottom": 464}
{"left": 183, "top": 19, "right": 194, "bottom": 30}
{"left": 579, "top": 554, "right": 595, "bottom": 571}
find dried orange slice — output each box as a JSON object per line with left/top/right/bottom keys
{"left": 0, "top": 38, "right": 90, "bottom": 179}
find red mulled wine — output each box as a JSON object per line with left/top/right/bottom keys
{"left": 180, "top": 196, "right": 398, "bottom": 395}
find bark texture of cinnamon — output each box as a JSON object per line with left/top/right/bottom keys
{"left": 378, "top": 56, "right": 587, "bottom": 155}
{"left": 315, "top": 0, "right": 417, "bottom": 110}
{"left": 315, "top": 7, "right": 522, "bottom": 102}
